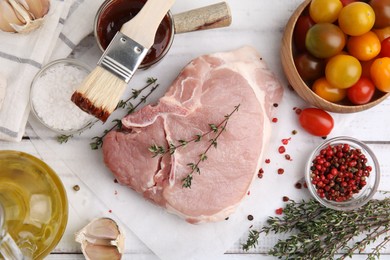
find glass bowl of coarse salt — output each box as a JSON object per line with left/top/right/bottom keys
{"left": 30, "top": 59, "right": 95, "bottom": 134}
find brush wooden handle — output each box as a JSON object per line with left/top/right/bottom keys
{"left": 173, "top": 2, "right": 232, "bottom": 34}
{"left": 120, "top": 0, "right": 176, "bottom": 48}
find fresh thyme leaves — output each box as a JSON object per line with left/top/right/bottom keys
{"left": 242, "top": 230, "right": 260, "bottom": 251}
{"left": 89, "top": 80, "right": 159, "bottom": 150}
{"left": 149, "top": 104, "right": 240, "bottom": 188}
{"left": 57, "top": 77, "right": 158, "bottom": 144}
{"left": 242, "top": 198, "right": 390, "bottom": 260}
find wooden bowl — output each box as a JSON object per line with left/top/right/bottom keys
{"left": 280, "top": 0, "right": 390, "bottom": 113}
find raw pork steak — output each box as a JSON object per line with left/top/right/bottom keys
{"left": 103, "top": 46, "right": 283, "bottom": 224}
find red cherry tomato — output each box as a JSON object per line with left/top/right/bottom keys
{"left": 347, "top": 77, "right": 376, "bottom": 104}
{"left": 380, "top": 37, "right": 390, "bottom": 57}
{"left": 299, "top": 108, "right": 334, "bottom": 136}
{"left": 294, "top": 15, "right": 315, "bottom": 52}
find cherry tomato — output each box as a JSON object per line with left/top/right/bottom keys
{"left": 373, "top": 26, "right": 390, "bottom": 41}
{"left": 299, "top": 108, "right": 334, "bottom": 136}
{"left": 293, "top": 15, "right": 315, "bottom": 52}
{"left": 370, "top": 57, "right": 390, "bottom": 92}
{"left": 347, "top": 77, "right": 376, "bottom": 104}
{"left": 338, "top": 2, "right": 375, "bottom": 36}
{"left": 340, "top": 0, "right": 358, "bottom": 5}
{"left": 369, "top": 0, "right": 390, "bottom": 29}
{"left": 360, "top": 59, "right": 375, "bottom": 78}
{"left": 309, "top": 0, "right": 343, "bottom": 23}
{"left": 347, "top": 31, "right": 382, "bottom": 61}
{"left": 379, "top": 37, "right": 390, "bottom": 57}
{"left": 306, "top": 23, "right": 346, "bottom": 58}
{"left": 294, "top": 52, "right": 325, "bottom": 82}
{"left": 312, "top": 77, "right": 347, "bottom": 102}
{"left": 326, "top": 54, "right": 362, "bottom": 88}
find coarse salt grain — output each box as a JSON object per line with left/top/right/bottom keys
{"left": 31, "top": 61, "right": 94, "bottom": 132}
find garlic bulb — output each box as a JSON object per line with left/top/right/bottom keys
{"left": 0, "top": 0, "right": 50, "bottom": 33}
{"left": 75, "top": 218, "right": 125, "bottom": 260}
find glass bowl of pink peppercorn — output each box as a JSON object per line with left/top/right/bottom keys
{"left": 305, "top": 136, "right": 380, "bottom": 211}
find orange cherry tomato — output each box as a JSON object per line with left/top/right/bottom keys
{"left": 338, "top": 2, "right": 375, "bottom": 36}
{"left": 373, "top": 26, "right": 390, "bottom": 42}
{"left": 370, "top": 57, "right": 390, "bottom": 92}
{"left": 312, "top": 77, "right": 347, "bottom": 102}
{"left": 347, "top": 31, "right": 381, "bottom": 61}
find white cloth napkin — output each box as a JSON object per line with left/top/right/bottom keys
{"left": 0, "top": 0, "right": 104, "bottom": 141}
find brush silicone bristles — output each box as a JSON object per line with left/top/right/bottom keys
{"left": 71, "top": 67, "right": 127, "bottom": 122}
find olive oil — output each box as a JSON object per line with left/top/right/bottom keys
{"left": 0, "top": 151, "right": 67, "bottom": 259}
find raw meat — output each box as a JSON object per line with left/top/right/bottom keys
{"left": 103, "top": 46, "right": 283, "bottom": 224}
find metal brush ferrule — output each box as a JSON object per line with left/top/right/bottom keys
{"left": 98, "top": 32, "right": 148, "bottom": 83}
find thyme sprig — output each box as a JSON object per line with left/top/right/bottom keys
{"left": 149, "top": 104, "right": 240, "bottom": 188}
{"left": 57, "top": 77, "right": 158, "bottom": 144}
{"left": 242, "top": 198, "right": 390, "bottom": 260}
{"left": 90, "top": 79, "right": 160, "bottom": 150}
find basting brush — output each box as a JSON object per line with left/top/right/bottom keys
{"left": 71, "top": 0, "right": 175, "bottom": 122}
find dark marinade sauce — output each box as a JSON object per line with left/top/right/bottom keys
{"left": 97, "top": 0, "right": 173, "bottom": 66}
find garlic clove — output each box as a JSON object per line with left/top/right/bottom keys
{"left": 75, "top": 218, "right": 125, "bottom": 260}
{"left": 16, "top": 0, "right": 49, "bottom": 19}
{"left": 0, "top": 0, "right": 23, "bottom": 32}
{"left": 83, "top": 242, "right": 122, "bottom": 260}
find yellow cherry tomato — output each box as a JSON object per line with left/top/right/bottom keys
{"left": 347, "top": 31, "right": 381, "bottom": 61}
{"left": 338, "top": 2, "right": 375, "bottom": 36}
{"left": 312, "top": 77, "right": 347, "bottom": 102}
{"left": 326, "top": 54, "right": 362, "bottom": 89}
{"left": 370, "top": 57, "right": 390, "bottom": 92}
{"left": 309, "top": 0, "right": 343, "bottom": 23}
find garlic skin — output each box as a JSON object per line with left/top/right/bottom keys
{"left": 75, "top": 218, "right": 125, "bottom": 260}
{"left": 17, "top": 0, "right": 49, "bottom": 19}
{"left": 0, "top": 0, "right": 50, "bottom": 33}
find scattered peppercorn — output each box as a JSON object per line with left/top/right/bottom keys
{"left": 278, "top": 146, "right": 286, "bottom": 154}
{"left": 225, "top": 217, "right": 229, "bottom": 221}
{"left": 309, "top": 143, "right": 372, "bottom": 202}
{"left": 114, "top": 179, "right": 118, "bottom": 183}
{"left": 275, "top": 208, "right": 283, "bottom": 215}
{"left": 282, "top": 196, "right": 289, "bottom": 202}
{"left": 295, "top": 108, "right": 302, "bottom": 115}
{"left": 295, "top": 182, "right": 302, "bottom": 189}
{"left": 292, "top": 130, "right": 298, "bottom": 135}
{"left": 277, "top": 168, "right": 285, "bottom": 175}
{"left": 285, "top": 154, "right": 292, "bottom": 161}
{"left": 265, "top": 159, "right": 271, "bottom": 164}
{"left": 108, "top": 210, "right": 112, "bottom": 213}
{"left": 258, "top": 168, "right": 264, "bottom": 178}
{"left": 322, "top": 136, "right": 327, "bottom": 140}
{"left": 73, "top": 185, "right": 80, "bottom": 191}
{"left": 282, "top": 138, "right": 291, "bottom": 145}
{"left": 272, "top": 117, "right": 278, "bottom": 123}
{"left": 247, "top": 215, "right": 254, "bottom": 221}
{"left": 273, "top": 103, "right": 279, "bottom": 107}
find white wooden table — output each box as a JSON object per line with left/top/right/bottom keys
{"left": 1, "top": 0, "right": 390, "bottom": 259}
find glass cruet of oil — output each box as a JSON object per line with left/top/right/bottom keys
{"left": 0, "top": 202, "right": 30, "bottom": 259}
{"left": 0, "top": 150, "right": 68, "bottom": 260}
